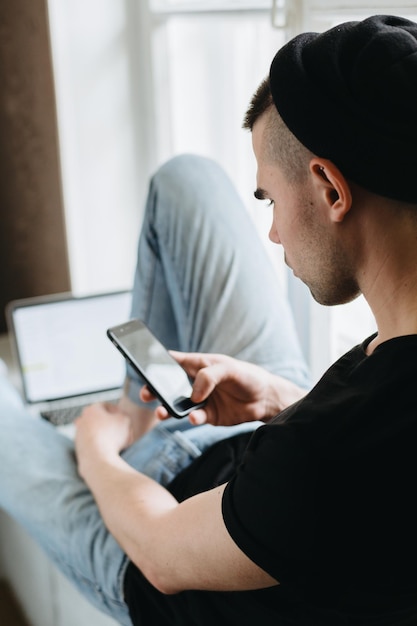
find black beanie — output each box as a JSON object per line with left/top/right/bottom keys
{"left": 269, "top": 15, "right": 417, "bottom": 203}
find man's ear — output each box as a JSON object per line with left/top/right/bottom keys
{"left": 310, "top": 158, "right": 352, "bottom": 223}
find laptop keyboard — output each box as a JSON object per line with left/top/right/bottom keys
{"left": 40, "top": 391, "right": 122, "bottom": 426}
{"left": 41, "top": 404, "right": 89, "bottom": 426}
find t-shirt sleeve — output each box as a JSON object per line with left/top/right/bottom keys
{"left": 222, "top": 421, "right": 317, "bottom": 585}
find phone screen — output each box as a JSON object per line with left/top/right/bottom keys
{"left": 107, "top": 319, "right": 205, "bottom": 418}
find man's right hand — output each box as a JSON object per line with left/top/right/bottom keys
{"left": 140, "top": 351, "right": 307, "bottom": 427}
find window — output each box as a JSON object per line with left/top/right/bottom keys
{"left": 143, "top": 0, "right": 379, "bottom": 380}
{"left": 49, "top": 0, "right": 410, "bottom": 379}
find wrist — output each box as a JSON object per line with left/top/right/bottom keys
{"left": 76, "top": 440, "right": 121, "bottom": 484}
{"left": 266, "top": 375, "right": 306, "bottom": 418}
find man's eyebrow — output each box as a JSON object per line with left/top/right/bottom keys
{"left": 254, "top": 188, "right": 268, "bottom": 201}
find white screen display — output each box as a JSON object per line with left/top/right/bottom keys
{"left": 120, "top": 322, "right": 193, "bottom": 404}
{"left": 13, "top": 293, "right": 131, "bottom": 402}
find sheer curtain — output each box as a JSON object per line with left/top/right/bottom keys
{"left": 146, "top": 0, "right": 417, "bottom": 378}
{"left": 49, "top": 0, "right": 413, "bottom": 379}
{"left": 149, "top": 5, "right": 288, "bottom": 276}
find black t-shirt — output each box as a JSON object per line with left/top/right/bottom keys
{"left": 124, "top": 335, "right": 417, "bottom": 625}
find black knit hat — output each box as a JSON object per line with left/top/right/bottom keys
{"left": 269, "top": 15, "right": 417, "bottom": 203}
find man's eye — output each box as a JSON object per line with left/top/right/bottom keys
{"left": 268, "top": 200, "right": 275, "bottom": 207}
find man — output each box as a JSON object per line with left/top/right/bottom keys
{"left": 0, "top": 155, "right": 308, "bottom": 625}
{"left": 2, "top": 13, "right": 417, "bottom": 626}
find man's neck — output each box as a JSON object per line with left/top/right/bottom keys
{"left": 364, "top": 267, "right": 417, "bottom": 355}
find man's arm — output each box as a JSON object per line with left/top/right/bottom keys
{"left": 75, "top": 403, "right": 278, "bottom": 594}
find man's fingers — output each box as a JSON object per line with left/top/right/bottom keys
{"left": 170, "top": 351, "right": 227, "bottom": 376}
{"left": 192, "top": 362, "right": 231, "bottom": 401}
{"left": 188, "top": 409, "right": 208, "bottom": 425}
{"left": 140, "top": 385, "right": 156, "bottom": 402}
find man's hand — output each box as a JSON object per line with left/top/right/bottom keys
{"left": 75, "top": 403, "right": 132, "bottom": 480}
{"left": 140, "top": 352, "right": 306, "bottom": 426}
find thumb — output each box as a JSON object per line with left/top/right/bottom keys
{"left": 191, "top": 368, "right": 218, "bottom": 402}
{"left": 191, "top": 361, "right": 230, "bottom": 402}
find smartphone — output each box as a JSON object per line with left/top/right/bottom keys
{"left": 107, "top": 318, "right": 207, "bottom": 419}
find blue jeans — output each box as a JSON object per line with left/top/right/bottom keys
{"left": 0, "top": 155, "right": 310, "bottom": 625}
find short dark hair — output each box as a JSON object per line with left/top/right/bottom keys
{"left": 243, "top": 77, "right": 314, "bottom": 184}
{"left": 242, "top": 77, "right": 273, "bottom": 131}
